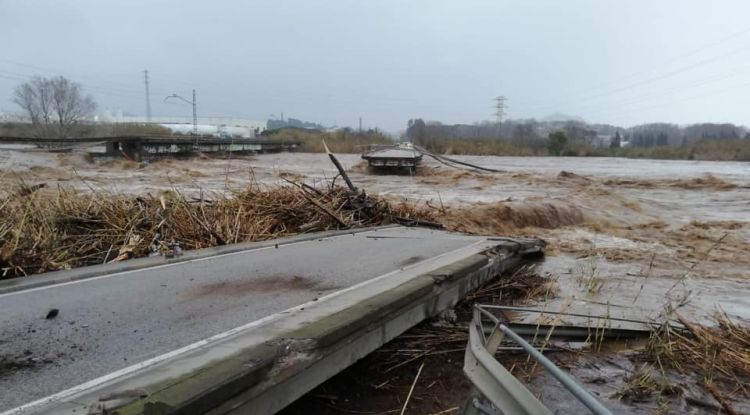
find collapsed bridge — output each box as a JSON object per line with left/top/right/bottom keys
{"left": 0, "top": 226, "right": 543, "bottom": 415}
{"left": 0, "top": 136, "right": 300, "bottom": 161}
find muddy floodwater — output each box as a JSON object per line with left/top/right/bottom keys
{"left": 2, "top": 150, "right": 748, "bottom": 310}
{"left": 2, "top": 148, "right": 749, "bottom": 413}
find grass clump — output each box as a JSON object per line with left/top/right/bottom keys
{"left": 644, "top": 313, "right": 750, "bottom": 398}
{"left": 576, "top": 259, "right": 604, "bottom": 296}
{"left": 613, "top": 364, "right": 681, "bottom": 403}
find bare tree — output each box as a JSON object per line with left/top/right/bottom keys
{"left": 13, "top": 76, "right": 96, "bottom": 138}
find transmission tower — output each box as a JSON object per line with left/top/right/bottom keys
{"left": 494, "top": 96, "right": 507, "bottom": 123}
{"left": 144, "top": 70, "right": 152, "bottom": 122}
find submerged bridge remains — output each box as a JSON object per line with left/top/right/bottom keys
{"left": 0, "top": 136, "right": 300, "bottom": 161}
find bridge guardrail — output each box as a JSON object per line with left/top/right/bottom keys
{"left": 463, "top": 304, "right": 613, "bottom": 415}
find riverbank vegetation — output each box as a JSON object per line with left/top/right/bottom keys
{"left": 261, "top": 127, "right": 392, "bottom": 153}
{"left": 407, "top": 118, "right": 750, "bottom": 161}
{"left": 414, "top": 135, "right": 750, "bottom": 161}
{"left": 0, "top": 122, "right": 173, "bottom": 138}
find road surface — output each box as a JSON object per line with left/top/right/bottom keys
{"left": 0, "top": 226, "right": 511, "bottom": 412}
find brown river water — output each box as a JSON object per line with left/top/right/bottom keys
{"left": 2, "top": 148, "right": 748, "bottom": 321}
{"left": 2, "top": 147, "right": 750, "bottom": 413}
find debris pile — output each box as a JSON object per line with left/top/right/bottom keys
{"left": 0, "top": 183, "right": 434, "bottom": 278}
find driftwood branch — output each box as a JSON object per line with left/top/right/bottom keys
{"left": 323, "top": 140, "right": 357, "bottom": 192}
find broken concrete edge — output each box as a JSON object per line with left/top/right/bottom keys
{"left": 108, "top": 257, "right": 482, "bottom": 414}
{"left": 84, "top": 242, "right": 542, "bottom": 415}
{"left": 109, "top": 277, "right": 438, "bottom": 415}
{"left": 0, "top": 225, "right": 399, "bottom": 295}
{"left": 216, "top": 246, "right": 529, "bottom": 414}
{"left": 104, "top": 344, "right": 279, "bottom": 415}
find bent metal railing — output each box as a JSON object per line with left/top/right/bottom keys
{"left": 463, "top": 304, "right": 613, "bottom": 415}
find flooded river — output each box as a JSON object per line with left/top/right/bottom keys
{"left": 2, "top": 148, "right": 749, "bottom": 413}
{"left": 2, "top": 149, "right": 749, "bottom": 321}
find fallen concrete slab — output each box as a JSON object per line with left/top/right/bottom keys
{"left": 0, "top": 226, "right": 543, "bottom": 415}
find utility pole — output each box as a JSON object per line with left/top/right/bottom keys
{"left": 359, "top": 117, "right": 362, "bottom": 133}
{"left": 143, "top": 70, "right": 152, "bottom": 123}
{"left": 191, "top": 89, "right": 197, "bottom": 136}
{"left": 165, "top": 90, "right": 198, "bottom": 147}
{"left": 494, "top": 96, "right": 507, "bottom": 123}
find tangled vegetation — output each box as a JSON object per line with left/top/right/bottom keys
{"left": 0, "top": 183, "right": 433, "bottom": 278}
{"left": 644, "top": 313, "right": 750, "bottom": 397}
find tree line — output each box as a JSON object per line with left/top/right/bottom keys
{"left": 406, "top": 118, "right": 749, "bottom": 150}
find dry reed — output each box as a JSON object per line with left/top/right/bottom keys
{"left": 644, "top": 313, "right": 750, "bottom": 398}
{"left": 0, "top": 183, "right": 434, "bottom": 278}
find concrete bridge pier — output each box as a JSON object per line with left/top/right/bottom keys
{"left": 105, "top": 140, "right": 143, "bottom": 161}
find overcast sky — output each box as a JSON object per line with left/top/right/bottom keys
{"left": 2, "top": 0, "right": 750, "bottom": 132}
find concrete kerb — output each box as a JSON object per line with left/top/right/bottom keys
{"left": 0, "top": 225, "right": 398, "bottom": 295}
{"left": 105, "top": 241, "right": 536, "bottom": 415}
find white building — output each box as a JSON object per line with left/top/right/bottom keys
{"left": 93, "top": 112, "right": 267, "bottom": 138}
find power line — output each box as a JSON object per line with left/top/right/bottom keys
{"left": 514, "top": 24, "right": 750, "bottom": 113}
{"left": 589, "top": 78, "right": 750, "bottom": 121}
{"left": 519, "top": 44, "right": 750, "bottom": 116}
{"left": 0, "top": 74, "right": 26, "bottom": 82}
{"left": 0, "top": 69, "right": 146, "bottom": 101}
{"left": 591, "top": 24, "right": 750, "bottom": 93}
{"left": 577, "top": 64, "right": 750, "bottom": 113}
{"left": 1, "top": 65, "right": 262, "bottom": 121}
{"left": 0, "top": 59, "right": 175, "bottom": 97}
{"left": 0, "top": 66, "right": 154, "bottom": 100}
{"left": 584, "top": 46, "right": 750, "bottom": 102}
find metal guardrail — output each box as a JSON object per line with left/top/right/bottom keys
{"left": 463, "top": 304, "right": 614, "bottom": 415}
